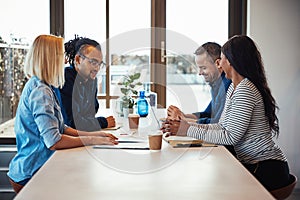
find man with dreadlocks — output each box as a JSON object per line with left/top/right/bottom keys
{"left": 55, "top": 35, "right": 115, "bottom": 131}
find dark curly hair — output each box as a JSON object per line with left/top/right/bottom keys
{"left": 221, "top": 35, "right": 279, "bottom": 137}
{"left": 64, "top": 34, "right": 82, "bottom": 66}
{"left": 64, "top": 35, "right": 102, "bottom": 67}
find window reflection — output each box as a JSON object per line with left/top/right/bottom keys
{"left": 166, "top": 0, "right": 228, "bottom": 113}
{"left": 0, "top": 0, "right": 49, "bottom": 124}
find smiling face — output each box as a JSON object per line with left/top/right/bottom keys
{"left": 195, "top": 53, "right": 221, "bottom": 85}
{"left": 219, "top": 53, "right": 232, "bottom": 80}
{"left": 75, "top": 45, "right": 103, "bottom": 81}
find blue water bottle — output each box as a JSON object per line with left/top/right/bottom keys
{"left": 137, "top": 90, "right": 149, "bottom": 117}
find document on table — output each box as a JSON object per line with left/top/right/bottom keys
{"left": 93, "top": 143, "right": 149, "bottom": 150}
{"left": 163, "top": 135, "right": 216, "bottom": 148}
{"left": 93, "top": 137, "right": 149, "bottom": 150}
{"left": 163, "top": 135, "right": 203, "bottom": 148}
{"left": 159, "top": 118, "right": 197, "bottom": 123}
{"left": 103, "top": 125, "right": 122, "bottom": 130}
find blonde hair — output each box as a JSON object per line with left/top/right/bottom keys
{"left": 24, "top": 34, "right": 65, "bottom": 88}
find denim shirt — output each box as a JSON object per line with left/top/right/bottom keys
{"left": 193, "top": 72, "right": 231, "bottom": 124}
{"left": 8, "top": 76, "right": 63, "bottom": 183}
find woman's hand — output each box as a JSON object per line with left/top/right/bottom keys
{"left": 161, "top": 119, "right": 190, "bottom": 137}
{"left": 103, "top": 132, "right": 118, "bottom": 140}
{"left": 90, "top": 132, "right": 119, "bottom": 145}
{"left": 50, "top": 133, "right": 119, "bottom": 150}
{"left": 93, "top": 136, "right": 119, "bottom": 145}
{"left": 94, "top": 131, "right": 118, "bottom": 140}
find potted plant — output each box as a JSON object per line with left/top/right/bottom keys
{"left": 117, "top": 72, "right": 142, "bottom": 116}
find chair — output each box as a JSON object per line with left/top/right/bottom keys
{"left": 270, "top": 174, "right": 297, "bottom": 200}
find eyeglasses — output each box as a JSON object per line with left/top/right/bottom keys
{"left": 79, "top": 54, "right": 105, "bottom": 69}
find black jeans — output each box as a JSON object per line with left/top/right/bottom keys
{"left": 243, "top": 159, "right": 290, "bottom": 191}
{"left": 224, "top": 145, "right": 237, "bottom": 157}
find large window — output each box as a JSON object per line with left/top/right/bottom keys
{"left": 166, "top": 0, "right": 228, "bottom": 113}
{"left": 0, "top": 0, "right": 232, "bottom": 125}
{"left": 108, "top": 0, "right": 151, "bottom": 100}
{"left": 65, "top": 0, "right": 151, "bottom": 111}
{"left": 64, "top": 0, "right": 228, "bottom": 112}
{"left": 64, "top": 0, "right": 106, "bottom": 43}
{"left": 0, "top": 0, "right": 49, "bottom": 124}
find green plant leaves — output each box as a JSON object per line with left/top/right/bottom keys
{"left": 121, "top": 95, "right": 135, "bottom": 108}
{"left": 120, "top": 88, "right": 130, "bottom": 95}
{"left": 119, "top": 72, "right": 142, "bottom": 97}
{"left": 130, "top": 72, "right": 141, "bottom": 80}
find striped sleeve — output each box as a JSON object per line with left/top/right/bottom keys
{"left": 187, "top": 81, "right": 257, "bottom": 145}
{"left": 187, "top": 79, "right": 287, "bottom": 163}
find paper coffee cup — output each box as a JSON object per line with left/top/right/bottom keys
{"left": 148, "top": 131, "right": 163, "bottom": 150}
{"left": 128, "top": 114, "right": 140, "bottom": 130}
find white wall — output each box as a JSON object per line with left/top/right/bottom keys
{"left": 248, "top": 0, "right": 300, "bottom": 188}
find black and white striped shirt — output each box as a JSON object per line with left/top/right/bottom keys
{"left": 187, "top": 78, "right": 287, "bottom": 164}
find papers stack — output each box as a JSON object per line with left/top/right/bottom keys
{"left": 163, "top": 136, "right": 203, "bottom": 148}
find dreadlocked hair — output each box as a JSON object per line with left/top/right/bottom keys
{"left": 64, "top": 34, "right": 82, "bottom": 66}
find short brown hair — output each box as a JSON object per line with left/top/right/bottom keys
{"left": 194, "top": 42, "right": 221, "bottom": 62}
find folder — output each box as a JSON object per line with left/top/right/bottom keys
{"left": 163, "top": 135, "right": 203, "bottom": 148}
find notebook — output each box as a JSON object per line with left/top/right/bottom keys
{"left": 163, "top": 135, "right": 203, "bottom": 148}
{"left": 103, "top": 125, "right": 122, "bottom": 130}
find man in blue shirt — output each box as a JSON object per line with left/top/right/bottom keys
{"left": 167, "top": 42, "right": 235, "bottom": 155}
{"left": 168, "top": 42, "right": 231, "bottom": 122}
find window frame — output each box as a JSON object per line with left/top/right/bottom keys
{"left": 50, "top": 0, "right": 247, "bottom": 109}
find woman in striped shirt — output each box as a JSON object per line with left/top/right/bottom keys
{"left": 162, "top": 35, "right": 290, "bottom": 191}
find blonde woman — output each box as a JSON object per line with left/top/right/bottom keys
{"left": 7, "top": 35, "right": 118, "bottom": 193}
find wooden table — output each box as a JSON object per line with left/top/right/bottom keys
{"left": 14, "top": 133, "right": 274, "bottom": 200}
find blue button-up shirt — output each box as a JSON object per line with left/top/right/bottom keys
{"left": 8, "top": 76, "right": 63, "bottom": 183}
{"left": 193, "top": 72, "right": 231, "bottom": 124}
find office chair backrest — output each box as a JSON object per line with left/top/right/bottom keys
{"left": 270, "top": 174, "right": 297, "bottom": 200}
